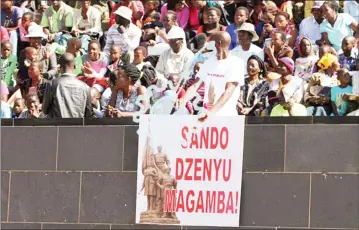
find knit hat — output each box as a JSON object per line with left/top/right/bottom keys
{"left": 278, "top": 57, "right": 295, "bottom": 73}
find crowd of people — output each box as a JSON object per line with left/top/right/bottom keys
{"left": 1, "top": 0, "right": 359, "bottom": 119}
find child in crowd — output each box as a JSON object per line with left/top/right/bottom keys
{"left": 66, "top": 38, "right": 83, "bottom": 76}
{"left": 26, "top": 61, "right": 48, "bottom": 104}
{"left": 0, "top": 41, "right": 17, "bottom": 92}
{"left": 133, "top": 46, "right": 152, "bottom": 70}
{"left": 185, "top": 62, "right": 205, "bottom": 114}
{"left": 331, "top": 68, "right": 353, "bottom": 116}
{"left": 108, "top": 45, "right": 128, "bottom": 72}
{"left": 19, "top": 94, "right": 45, "bottom": 118}
{"left": 294, "top": 37, "right": 318, "bottom": 82}
{"left": 90, "top": 87, "right": 103, "bottom": 118}
{"left": 12, "top": 98, "right": 26, "bottom": 118}
{"left": 81, "top": 40, "right": 109, "bottom": 92}
{"left": 19, "top": 12, "right": 35, "bottom": 49}
{"left": 17, "top": 47, "right": 38, "bottom": 94}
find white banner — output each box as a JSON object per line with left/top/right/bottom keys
{"left": 135, "top": 115, "right": 245, "bottom": 227}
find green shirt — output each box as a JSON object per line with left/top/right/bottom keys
{"left": 75, "top": 54, "right": 83, "bottom": 76}
{"left": 41, "top": 4, "right": 73, "bottom": 33}
{"left": 0, "top": 54, "right": 17, "bottom": 87}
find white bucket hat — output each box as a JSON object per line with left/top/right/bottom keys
{"left": 235, "top": 22, "right": 259, "bottom": 42}
{"left": 114, "top": 6, "right": 132, "bottom": 21}
{"left": 25, "top": 24, "right": 47, "bottom": 39}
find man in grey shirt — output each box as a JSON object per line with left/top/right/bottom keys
{"left": 42, "top": 53, "right": 93, "bottom": 118}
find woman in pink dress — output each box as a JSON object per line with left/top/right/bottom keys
{"left": 160, "top": 0, "right": 189, "bottom": 29}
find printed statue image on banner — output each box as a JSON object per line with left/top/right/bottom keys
{"left": 135, "top": 115, "right": 245, "bottom": 227}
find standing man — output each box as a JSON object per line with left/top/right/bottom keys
{"left": 298, "top": 1, "right": 324, "bottom": 46}
{"left": 180, "top": 31, "right": 244, "bottom": 120}
{"left": 42, "top": 53, "right": 93, "bottom": 118}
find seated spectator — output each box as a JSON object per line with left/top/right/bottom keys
{"left": 298, "top": 1, "right": 324, "bottom": 46}
{"left": 222, "top": 0, "right": 250, "bottom": 25}
{"left": 187, "top": 0, "right": 201, "bottom": 32}
{"left": 66, "top": 38, "right": 83, "bottom": 76}
{"left": 71, "top": 0, "right": 102, "bottom": 55}
{"left": 320, "top": 1, "right": 359, "bottom": 52}
{"left": 19, "top": 12, "right": 36, "bottom": 50}
{"left": 231, "top": 23, "right": 263, "bottom": 76}
{"left": 185, "top": 61, "right": 205, "bottom": 114}
{"left": 18, "top": 47, "right": 38, "bottom": 95}
{"left": 18, "top": 94, "right": 46, "bottom": 118}
{"left": 0, "top": 26, "right": 9, "bottom": 41}
{"left": 42, "top": 53, "right": 93, "bottom": 118}
{"left": 139, "top": 65, "right": 167, "bottom": 104}
{"left": 165, "top": 73, "right": 186, "bottom": 114}
{"left": 305, "top": 53, "right": 341, "bottom": 116}
{"left": 318, "top": 44, "right": 337, "bottom": 60}
{"left": 256, "top": 1, "right": 278, "bottom": 47}
{"left": 344, "top": 0, "right": 359, "bottom": 23}
{"left": 90, "top": 87, "right": 103, "bottom": 118}
{"left": 133, "top": 46, "right": 152, "bottom": 70}
{"left": 25, "top": 61, "right": 48, "bottom": 103}
{"left": 331, "top": 68, "right": 353, "bottom": 116}
{"left": 338, "top": 36, "right": 358, "bottom": 71}
{"left": 294, "top": 37, "right": 319, "bottom": 82}
{"left": 160, "top": 0, "right": 189, "bottom": 29}
{"left": 109, "top": 0, "right": 144, "bottom": 28}
{"left": 104, "top": 6, "right": 142, "bottom": 56}
{"left": 41, "top": 0, "right": 74, "bottom": 42}
{"left": 156, "top": 32, "right": 194, "bottom": 78}
{"left": 250, "top": 0, "right": 263, "bottom": 26}
{"left": 226, "top": 7, "right": 249, "bottom": 50}
{"left": 108, "top": 45, "right": 125, "bottom": 71}
{"left": 264, "top": 31, "right": 293, "bottom": 72}
{"left": 1, "top": 41, "right": 17, "bottom": 91}
{"left": 155, "top": 11, "right": 187, "bottom": 47}
{"left": 190, "top": 0, "right": 228, "bottom": 26}
{"left": 238, "top": 55, "right": 269, "bottom": 116}
{"left": 81, "top": 40, "right": 109, "bottom": 92}
{"left": 106, "top": 64, "right": 148, "bottom": 117}
{"left": 34, "top": 1, "right": 49, "bottom": 25}
{"left": 12, "top": 98, "right": 26, "bottom": 118}
{"left": 273, "top": 11, "right": 298, "bottom": 48}
{"left": 269, "top": 57, "right": 305, "bottom": 111}
{"left": 140, "top": 21, "right": 161, "bottom": 49}
{"left": 197, "top": 7, "right": 226, "bottom": 40}
{"left": 143, "top": 0, "right": 160, "bottom": 25}
{"left": 1, "top": 0, "right": 23, "bottom": 55}
{"left": 19, "top": 24, "right": 58, "bottom": 81}
{"left": 0, "top": 80, "right": 11, "bottom": 118}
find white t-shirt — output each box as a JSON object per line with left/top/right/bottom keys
{"left": 230, "top": 44, "right": 264, "bottom": 77}
{"left": 197, "top": 55, "right": 245, "bottom": 116}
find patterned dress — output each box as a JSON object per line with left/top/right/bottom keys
{"left": 115, "top": 88, "right": 140, "bottom": 112}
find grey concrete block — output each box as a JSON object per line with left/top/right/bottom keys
{"left": 58, "top": 127, "right": 124, "bottom": 171}
{"left": 80, "top": 172, "right": 136, "bottom": 224}
{"left": 1, "top": 127, "right": 57, "bottom": 170}
{"left": 42, "top": 223, "right": 110, "bottom": 229}
{"left": 9, "top": 172, "right": 80, "bottom": 222}
{"left": 123, "top": 126, "right": 139, "bottom": 172}
{"left": 285, "top": 125, "right": 359, "bottom": 172}
{"left": 1, "top": 172, "right": 10, "bottom": 222}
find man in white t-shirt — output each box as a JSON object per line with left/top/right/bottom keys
{"left": 180, "top": 31, "right": 244, "bottom": 120}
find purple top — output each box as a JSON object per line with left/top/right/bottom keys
{"left": 1, "top": 6, "right": 23, "bottom": 28}
{"left": 160, "top": 3, "right": 189, "bottom": 29}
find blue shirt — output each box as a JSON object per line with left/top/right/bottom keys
{"left": 331, "top": 85, "right": 353, "bottom": 116}
{"left": 320, "top": 13, "right": 355, "bottom": 51}
{"left": 338, "top": 48, "right": 358, "bottom": 71}
{"left": 1, "top": 6, "right": 23, "bottom": 28}
{"left": 226, "top": 23, "right": 238, "bottom": 50}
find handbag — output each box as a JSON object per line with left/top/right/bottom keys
{"left": 308, "top": 85, "right": 331, "bottom": 105}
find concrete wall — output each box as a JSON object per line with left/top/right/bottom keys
{"left": 1, "top": 118, "right": 359, "bottom": 229}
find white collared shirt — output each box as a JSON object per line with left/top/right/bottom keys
{"left": 230, "top": 43, "right": 264, "bottom": 77}
{"left": 155, "top": 47, "right": 194, "bottom": 78}
{"left": 103, "top": 23, "right": 142, "bottom": 54}
{"left": 72, "top": 6, "right": 102, "bottom": 34}
{"left": 344, "top": 1, "right": 359, "bottom": 22}
{"left": 299, "top": 17, "right": 322, "bottom": 45}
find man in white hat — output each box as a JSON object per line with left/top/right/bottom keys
{"left": 230, "top": 22, "right": 263, "bottom": 76}
{"left": 103, "top": 6, "right": 142, "bottom": 56}
{"left": 155, "top": 31, "right": 194, "bottom": 79}
{"left": 299, "top": 1, "right": 325, "bottom": 46}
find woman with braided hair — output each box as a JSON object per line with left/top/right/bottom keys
{"left": 106, "top": 63, "right": 149, "bottom": 118}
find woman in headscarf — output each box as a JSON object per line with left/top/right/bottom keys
{"left": 305, "top": 53, "right": 340, "bottom": 116}
{"left": 237, "top": 55, "right": 269, "bottom": 116}
{"left": 294, "top": 37, "right": 319, "bottom": 82}
{"left": 106, "top": 64, "right": 149, "bottom": 117}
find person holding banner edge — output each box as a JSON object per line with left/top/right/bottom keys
{"left": 179, "top": 31, "right": 244, "bottom": 121}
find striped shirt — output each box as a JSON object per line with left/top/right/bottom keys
{"left": 103, "top": 24, "right": 142, "bottom": 54}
